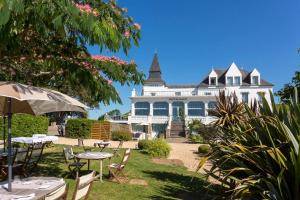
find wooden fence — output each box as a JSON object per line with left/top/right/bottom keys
{"left": 90, "top": 121, "right": 111, "bottom": 140}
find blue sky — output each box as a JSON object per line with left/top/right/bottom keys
{"left": 88, "top": 0, "right": 300, "bottom": 119}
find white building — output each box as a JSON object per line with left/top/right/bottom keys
{"left": 128, "top": 54, "right": 273, "bottom": 138}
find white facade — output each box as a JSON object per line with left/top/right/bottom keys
{"left": 128, "top": 54, "right": 273, "bottom": 138}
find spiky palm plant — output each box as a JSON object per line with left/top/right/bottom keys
{"left": 209, "top": 90, "right": 245, "bottom": 128}
{"left": 200, "top": 93, "right": 300, "bottom": 200}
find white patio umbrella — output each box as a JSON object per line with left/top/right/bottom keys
{"left": 0, "top": 82, "right": 89, "bottom": 192}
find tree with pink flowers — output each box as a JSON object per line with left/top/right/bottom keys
{"left": 0, "top": 0, "right": 143, "bottom": 107}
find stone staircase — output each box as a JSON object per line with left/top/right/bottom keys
{"left": 169, "top": 121, "right": 186, "bottom": 138}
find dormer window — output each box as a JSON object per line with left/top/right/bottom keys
{"left": 234, "top": 76, "right": 241, "bottom": 85}
{"left": 250, "top": 68, "right": 260, "bottom": 86}
{"left": 225, "top": 62, "right": 242, "bottom": 87}
{"left": 208, "top": 69, "right": 218, "bottom": 86}
{"left": 227, "top": 77, "right": 233, "bottom": 86}
{"left": 252, "top": 76, "right": 259, "bottom": 85}
{"left": 210, "top": 77, "right": 217, "bottom": 86}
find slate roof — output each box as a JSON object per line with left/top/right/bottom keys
{"left": 198, "top": 68, "right": 273, "bottom": 87}
{"left": 144, "top": 55, "right": 273, "bottom": 87}
{"left": 144, "top": 53, "right": 165, "bottom": 85}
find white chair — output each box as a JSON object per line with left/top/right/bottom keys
{"left": 45, "top": 183, "right": 68, "bottom": 200}
{"left": 108, "top": 149, "right": 131, "bottom": 183}
{"left": 72, "top": 171, "right": 96, "bottom": 200}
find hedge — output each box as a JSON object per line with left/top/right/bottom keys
{"left": 111, "top": 131, "right": 132, "bottom": 141}
{"left": 65, "top": 118, "right": 96, "bottom": 139}
{"left": 138, "top": 139, "right": 171, "bottom": 158}
{"left": 0, "top": 114, "right": 48, "bottom": 138}
{"left": 138, "top": 139, "right": 152, "bottom": 150}
{"left": 188, "top": 134, "right": 204, "bottom": 144}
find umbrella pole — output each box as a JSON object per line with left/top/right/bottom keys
{"left": 7, "top": 98, "right": 12, "bottom": 192}
{"left": 3, "top": 116, "right": 6, "bottom": 152}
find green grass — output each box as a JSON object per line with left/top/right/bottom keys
{"left": 33, "top": 145, "right": 216, "bottom": 200}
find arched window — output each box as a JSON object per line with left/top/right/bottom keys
{"left": 135, "top": 102, "right": 150, "bottom": 116}
{"left": 153, "top": 102, "right": 169, "bottom": 116}
{"left": 208, "top": 101, "right": 217, "bottom": 109}
{"left": 188, "top": 101, "right": 204, "bottom": 116}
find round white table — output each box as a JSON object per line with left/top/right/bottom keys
{"left": 12, "top": 136, "right": 58, "bottom": 144}
{"left": 0, "top": 177, "right": 65, "bottom": 200}
{"left": 75, "top": 152, "right": 113, "bottom": 182}
{"left": 93, "top": 141, "right": 111, "bottom": 151}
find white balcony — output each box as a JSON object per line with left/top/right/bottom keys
{"left": 139, "top": 90, "right": 219, "bottom": 97}
{"left": 129, "top": 115, "right": 169, "bottom": 124}
{"left": 129, "top": 115, "right": 216, "bottom": 125}
{"left": 128, "top": 115, "right": 150, "bottom": 124}
{"left": 151, "top": 116, "right": 169, "bottom": 124}
{"left": 185, "top": 116, "right": 217, "bottom": 125}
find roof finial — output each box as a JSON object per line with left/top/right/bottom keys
{"left": 154, "top": 48, "right": 158, "bottom": 54}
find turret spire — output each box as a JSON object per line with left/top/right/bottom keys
{"left": 144, "top": 53, "right": 165, "bottom": 85}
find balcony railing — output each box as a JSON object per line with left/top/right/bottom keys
{"left": 129, "top": 115, "right": 216, "bottom": 125}
{"left": 138, "top": 90, "right": 219, "bottom": 97}
{"left": 129, "top": 115, "right": 169, "bottom": 124}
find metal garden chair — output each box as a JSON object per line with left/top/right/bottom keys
{"left": 63, "top": 146, "right": 86, "bottom": 178}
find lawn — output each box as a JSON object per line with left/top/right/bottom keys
{"left": 34, "top": 145, "right": 216, "bottom": 200}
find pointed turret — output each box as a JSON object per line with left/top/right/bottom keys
{"left": 144, "top": 53, "right": 165, "bottom": 85}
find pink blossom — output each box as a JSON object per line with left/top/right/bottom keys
{"left": 92, "top": 55, "right": 129, "bottom": 65}
{"left": 20, "top": 57, "right": 26, "bottom": 61}
{"left": 124, "top": 31, "right": 130, "bottom": 38}
{"left": 133, "top": 23, "right": 141, "bottom": 30}
{"left": 107, "top": 80, "right": 113, "bottom": 85}
{"left": 76, "top": 3, "right": 92, "bottom": 14}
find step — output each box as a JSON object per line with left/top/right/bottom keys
{"left": 166, "top": 137, "right": 188, "bottom": 143}
{"left": 170, "top": 132, "right": 185, "bottom": 137}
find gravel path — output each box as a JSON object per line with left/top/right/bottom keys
{"left": 53, "top": 137, "right": 201, "bottom": 171}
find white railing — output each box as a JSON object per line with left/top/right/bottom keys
{"left": 105, "top": 115, "right": 128, "bottom": 121}
{"left": 140, "top": 90, "right": 219, "bottom": 97}
{"left": 185, "top": 116, "right": 217, "bottom": 125}
{"left": 128, "top": 116, "right": 149, "bottom": 124}
{"left": 129, "top": 115, "right": 217, "bottom": 125}
{"left": 151, "top": 116, "right": 169, "bottom": 124}
{"left": 129, "top": 115, "right": 169, "bottom": 124}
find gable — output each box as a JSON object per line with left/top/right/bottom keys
{"left": 225, "top": 62, "right": 242, "bottom": 77}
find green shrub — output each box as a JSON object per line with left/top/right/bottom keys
{"left": 198, "top": 124, "right": 218, "bottom": 142}
{"left": 111, "top": 131, "right": 132, "bottom": 141}
{"left": 138, "top": 139, "right": 153, "bottom": 150}
{"left": 204, "top": 93, "right": 300, "bottom": 199}
{"left": 189, "top": 134, "right": 204, "bottom": 143}
{"left": 66, "top": 118, "right": 96, "bottom": 138}
{"left": 198, "top": 144, "right": 210, "bottom": 154}
{"left": 0, "top": 114, "right": 48, "bottom": 137}
{"left": 188, "top": 119, "right": 202, "bottom": 132}
{"left": 146, "top": 139, "right": 171, "bottom": 158}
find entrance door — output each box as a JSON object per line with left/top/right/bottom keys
{"left": 172, "top": 101, "right": 184, "bottom": 121}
